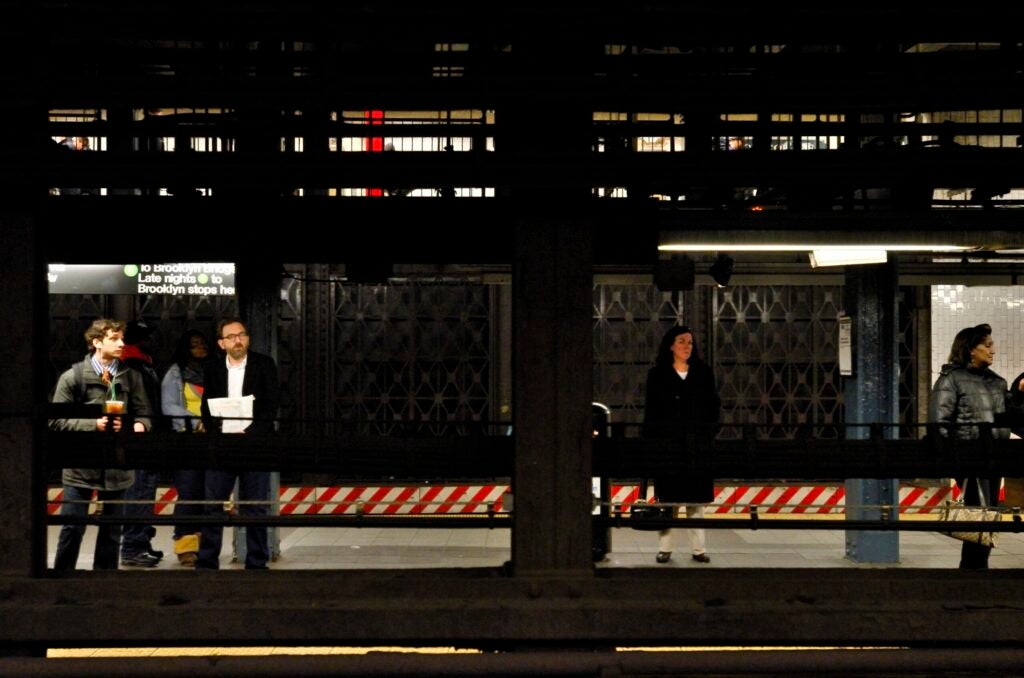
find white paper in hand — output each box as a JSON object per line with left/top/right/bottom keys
{"left": 207, "top": 395, "right": 255, "bottom": 433}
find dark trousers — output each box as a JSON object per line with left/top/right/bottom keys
{"left": 172, "top": 469, "right": 205, "bottom": 540}
{"left": 54, "top": 485, "right": 126, "bottom": 571}
{"left": 196, "top": 470, "right": 270, "bottom": 569}
{"left": 121, "top": 469, "right": 159, "bottom": 556}
{"left": 959, "top": 476, "right": 1000, "bottom": 569}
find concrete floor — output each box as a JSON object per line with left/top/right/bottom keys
{"left": 47, "top": 518, "right": 1024, "bottom": 571}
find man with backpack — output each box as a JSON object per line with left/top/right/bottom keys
{"left": 49, "top": 318, "right": 153, "bottom": 571}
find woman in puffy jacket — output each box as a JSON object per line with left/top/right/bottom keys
{"left": 930, "top": 323, "right": 1024, "bottom": 568}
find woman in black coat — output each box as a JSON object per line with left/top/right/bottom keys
{"left": 642, "top": 325, "right": 721, "bottom": 564}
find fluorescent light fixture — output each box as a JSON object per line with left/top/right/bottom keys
{"left": 809, "top": 248, "right": 888, "bottom": 268}
{"left": 660, "top": 242, "right": 970, "bottom": 253}
{"left": 658, "top": 229, "right": 984, "bottom": 254}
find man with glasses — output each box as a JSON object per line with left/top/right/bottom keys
{"left": 196, "top": 318, "right": 281, "bottom": 570}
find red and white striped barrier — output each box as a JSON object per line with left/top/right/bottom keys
{"left": 46, "top": 483, "right": 964, "bottom": 516}
{"left": 606, "top": 484, "right": 957, "bottom": 514}
{"left": 47, "top": 486, "right": 182, "bottom": 515}
{"left": 278, "top": 485, "right": 508, "bottom": 515}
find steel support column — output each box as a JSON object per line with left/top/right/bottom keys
{"left": 512, "top": 219, "right": 593, "bottom": 575}
{"left": 843, "top": 262, "right": 900, "bottom": 562}
{"left": 0, "top": 215, "right": 42, "bottom": 578}
{"left": 506, "top": 21, "right": 594, "bottom": 576}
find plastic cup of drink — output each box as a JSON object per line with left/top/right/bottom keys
{"left": 103, "top": 400, "right": 125, "bottom": 415}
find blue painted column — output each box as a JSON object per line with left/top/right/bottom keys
{"left": 843, "top": 261, "right": 900, "bottom": 563}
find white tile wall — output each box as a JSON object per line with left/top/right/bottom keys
{"left": 931, "top": 285, "right": 1024, "bottom": 386}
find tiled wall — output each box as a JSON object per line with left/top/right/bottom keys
{"left": 931, "top": 285, "right": 1024, "bottom": 386}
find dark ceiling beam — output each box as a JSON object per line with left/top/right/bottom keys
{"left": 24, "top": 146, "right": 1024, "bottom": 180}
{"left": 28, "top": 198, "right": 1024, "bottom": 266}
{"left": 15, "top": 3, "right": 1024, "bottom": 41}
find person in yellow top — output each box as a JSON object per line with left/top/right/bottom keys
{"left": 160, "top": 329, "right": 212, "bottom": 565}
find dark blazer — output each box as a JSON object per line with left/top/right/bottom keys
{"left": 642, "top": 359, "right": 721, "bottom": 503}
{"left": 1007, "top": 372, "right": 1024, "bottom": 438}
{"left": 200, "top": 350, "right": 281, "bottom": 434}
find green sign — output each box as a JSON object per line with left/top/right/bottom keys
{"left": 48, "top": 263, "right": 236, "bottom": 296}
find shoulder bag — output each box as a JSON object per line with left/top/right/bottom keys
{"left": 938, "top": 478, "right": 1001, "bottom": 548}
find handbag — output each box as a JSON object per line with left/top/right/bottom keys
{"left": 938, "top": 478, "right": 1001, "bottom": 548}
{"left": 630, "top": 479, "right": 672, "bottom": 531}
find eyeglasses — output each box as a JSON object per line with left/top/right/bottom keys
{"left": 222, "top": 332, "right": 248, "bottom": 342}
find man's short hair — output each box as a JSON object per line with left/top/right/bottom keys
{"left": 84, "top": 318, "right": 125, "bottom": 348}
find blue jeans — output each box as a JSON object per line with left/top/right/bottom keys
{"left": 172, "top": 469, "right": 205, "bottom": 540}
{"left": 196, "top": 470, "right": 270, "bottom": 569}
{"left": 121, "top": 469, "right": 160, "bottom": 557}
{"left": 54, "top": 485, "right": 126, "bottom": 571}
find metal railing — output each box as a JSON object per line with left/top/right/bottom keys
{"left": 41, "top": 419, "right": 1024, "bottom": 533}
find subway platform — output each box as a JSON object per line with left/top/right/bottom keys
{"left": 47, "top": 518, "right": 1024, "bottom": 571}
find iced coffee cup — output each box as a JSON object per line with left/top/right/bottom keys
{"left": 103, "top": 400, "right": 125, "bottom": 415}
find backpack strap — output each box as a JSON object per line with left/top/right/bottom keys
{"left": 49, "top": 360, "right": 88, "bottom": 404}
{"left": 75, "top": 361, "right": 86, "bottom": 402}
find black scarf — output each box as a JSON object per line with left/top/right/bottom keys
{"left": 181, "top": 362, "right": 205, "bottom": 386}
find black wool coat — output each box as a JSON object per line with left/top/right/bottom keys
{"left": 200, "top": 351, "right": 281, "bottom": 434}
{"left": 641, "top": 359, "right": 721, "bottom": 503}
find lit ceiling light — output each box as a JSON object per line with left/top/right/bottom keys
{"left": 809, "top": 248, "right": 888, "bottom": 268}
{"left": 658, "top": 230, "right": 981, "bottom": 256}
{"left": 660, "top": 242, "right": 971, "bottom": 253}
